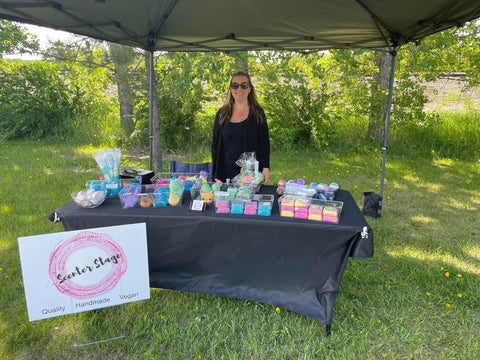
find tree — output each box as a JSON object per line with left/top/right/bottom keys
{"left": 0, "top": 20, "right": 39, "bottom": 57}
{"left": 145, "top": 50, "right": 162, "bottom": 171}
{"left": 231, "top": 51, "right": 249, "bottom": 72}
{"left": 109, "top": 43, "right": 136, "bottom": 136}
{"left": 403, "top": 19, "right": 480, "bottom": 86}
{"left": 43, "top": 38, "right": 145, "bottom": 140}
{"left": 369, "top": 50, "right": 392, "bottom": 141}
{"left": 253, "top": 51, "right": 333, "bottom": 150}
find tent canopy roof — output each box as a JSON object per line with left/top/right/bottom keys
{"left": 1, "top": 0, "right": 480, "bottom": 52}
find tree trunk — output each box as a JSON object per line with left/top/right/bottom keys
{"left": 232, "top": 51, "right": 249, "bottom": 72}
{"left": 369, "top": 50, "right": 391, "bottom": 141}
{"left": 145, "top": 51, "right": 162, "bottom": 171}
{"left": 109, "top": 43, "right": 135, "bottom": 136}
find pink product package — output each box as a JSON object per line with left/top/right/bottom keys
{"left": 294, "top": 206, "right": 309, "bottom": 219}
{"left": 322, "top": 215, "right": 339, "bottom": 223}
{"left": 281, "top": 205, "right": 294, "bottom": 212}
{"left": 294, "top": 211, "right": 308, "bottom": 219}
{"left": 308, "top": 205, "right": 323, "bottom": 216}
{"left": 294, "top": 199, "right": 309, "bottom": 219}
{"left": 322, "top": 206, "right": 339, "bottom": 222}
{"left": 215, "top": 200, "right": 230, "bottom": 214}
{"left": 244, "top": 202, "right": 258, "bottom": 215}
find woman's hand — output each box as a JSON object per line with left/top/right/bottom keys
{"left": 262, "top": 168, "right": 270, "bottom": 184}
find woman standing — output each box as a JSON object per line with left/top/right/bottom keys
{"left": 211, "top": 71, "right": 270, "bottom": 184}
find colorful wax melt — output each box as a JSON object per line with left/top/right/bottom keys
{"left": 244, "top": 201, "right": 258, "bottom": 215}
{"left": 257, "top": 201, "right": 272, "bottom": 216}
{"left": 230, "top": 200, "right": 245, "bottom": 214}
{"left": 215, "top": 200, "right": 230, "bottom": 213}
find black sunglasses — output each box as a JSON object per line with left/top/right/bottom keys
{"left": 230, "top": 82, "right": 250, "bottom": 90}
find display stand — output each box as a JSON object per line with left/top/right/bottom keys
{"left": 72, "top": 303, "right": 127, "bottom": 348}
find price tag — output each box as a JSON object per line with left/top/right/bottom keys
{"left": 190, "top": 200, "right": 206, "bottom": 211}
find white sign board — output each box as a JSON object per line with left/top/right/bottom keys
{"left": 18, "top": 223, "right": 150, "bottom": 322}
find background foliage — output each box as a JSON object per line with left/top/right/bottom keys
{"left": 0, "top": 20, "right": 479, "bottom": 159}
{"left": 0, "top": 58, "right": 117, "bottom": 143}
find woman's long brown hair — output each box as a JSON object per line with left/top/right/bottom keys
{"left": 218, "top": 71, "right": 265, "bottom": 124}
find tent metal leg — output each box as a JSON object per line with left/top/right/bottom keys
{"left": 378, "top": 49, "right": 398, "bottom": 217}
{"left": 326, "top": 323, "right": 332, "bottom": 336}
{"left": 148, "top": 50, "right": 154, "bottom": 171}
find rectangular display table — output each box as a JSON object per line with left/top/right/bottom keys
{"left": 51, "top": 186, "right": 373, "bottom": 333}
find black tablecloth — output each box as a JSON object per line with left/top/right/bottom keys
{"left": 51, "top": 186, "right": 373, "bottom": 324}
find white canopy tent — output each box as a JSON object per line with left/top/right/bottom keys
{"left": 2, "top": 0, "right": 480, "bottom": 215}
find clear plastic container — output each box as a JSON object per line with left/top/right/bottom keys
{"left": 308, "top": 199, "right": 344, "bottom": 223}
{"left": 278, "top": 195, "right": 312, "bottom": 218}
{"left": 284, "top": 182, "right": 317, "bottom": 197}
{"left": 85, "top": 178, "right": 139, "bottom": 198}
{"left": 118, "top": 183, "right": 183, "bottom": 208}
{"left": 191, "top": 182, "right": 233, "bottom": 201}
{"left": 251, "top": 194, "right": 274, "bottom": 216}
{"left": 214, "top": 199, "right": 231, "bottom": 213}
{"left": 72, "top": 189, "right": 106, "bottom": 208}
{"left": 152, "top": 172, "right": 209, "bottom": 193}
{"left": 243, "top": 201, "right": 258, "bottom": 215}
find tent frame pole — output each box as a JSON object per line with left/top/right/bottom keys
{"left": 378, "top": 49, "right": 398, "bottom": 217}
{"left": 148, "top": 50, "right": 154, "bottom": 171}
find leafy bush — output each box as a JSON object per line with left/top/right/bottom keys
{"left": 130, "top": 90, "right": 204, "bottom": 151}
{"left": 0, "top": 59, "right": 117, "bottom": 142}
{"left": 0, "top": 60, "right": 74, "bottom": 138}
{"left": 254, "top": 52, "right": 334, "bottom": 151}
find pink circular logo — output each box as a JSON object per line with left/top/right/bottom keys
{"left": 49, "top": 231, "right": 128, "bottom": 299}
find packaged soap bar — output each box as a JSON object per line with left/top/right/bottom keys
{"left": 230, "top": 200, "right": 245, "bottom": 214}
{"left": 244, "top": 201, "right": 258, "bottom": 215}
{"left": 257, "top": 201, "right": 272, "bottom": 216}
{"left": 215, "top": 199, "right": 230, "bottom": 213}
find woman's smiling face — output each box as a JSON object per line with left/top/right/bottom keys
{"left": 230, "top": 75, "right": 251, "bottom": 102}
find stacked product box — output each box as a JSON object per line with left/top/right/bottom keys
{"left": 230, "top": 200, "right": 245, "bottom": 214}
{"left": 214, "top": 193, "right": 274, "bottom": 216}
{"left": 243, "top": 201, "right": 258, "bottom": 215}
{"left": 294, "top": 198, "right": 309, "bottom": 219}
{"left": 279, "top": 197, "right": 295, "bottom": 217}
{"left": 308, "top": 203, "right": 323, "bottom": 221}
{"left": 279, "top": 196, "right": 311, "bottom": 218}
{"left": 279, "top": 196, "right": 343, "bottom": 223}
{"left": 214, "top": 199, "right": 230, "bottom": 213}
{"left": 252, "top": 194, "right": 273, "bottom": 216}
{"left": 308, "top": 199, "right": 344, "bottom": 223}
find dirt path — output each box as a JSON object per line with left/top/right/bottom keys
{"left": 424, "top": 76, "right": 480, "bottom": 112}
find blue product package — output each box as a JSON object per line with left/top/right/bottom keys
{"left": 154, "top": 188, "right": 169, "bottom": 207}
{"left": 230, "top": 200, "right": 244, "bottom": 214}
{"left": 257, "top": 201, "right": 272, "bottom": 216}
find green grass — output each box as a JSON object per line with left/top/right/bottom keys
{"left": 1, "top": 139, "right": 479, "bottom": 359}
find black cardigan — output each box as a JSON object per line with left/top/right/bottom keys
{"left": 211, "top": 108, "right": 270, "bottom": 181}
